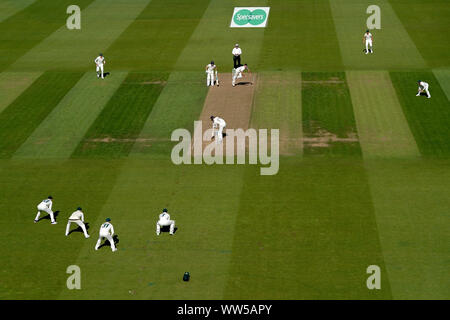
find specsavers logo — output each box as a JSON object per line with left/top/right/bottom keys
{"left": 230, "top": 7, "right": 270, "bottom": 28}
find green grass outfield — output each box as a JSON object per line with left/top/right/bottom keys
{"left": 0, "top": 0, "right": 449, "bottom": 299}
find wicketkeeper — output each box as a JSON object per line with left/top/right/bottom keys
{"left": 156, "top": 208, "right": 175, "bottom": 235}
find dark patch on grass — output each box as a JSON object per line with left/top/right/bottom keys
{"left": 0, "top": 0, "right": 94, "bottom": 72}
{"left": 302, "top": 72, "right": 361, "bottom": 156}
{"left": 0, "top": 72, "right": 84, "bottom": 158}
{"left": 72, "top": 72, "right": 168, "bottom": 158}
{"left": 390, "top": 71, "right": 450, "bottom": 157}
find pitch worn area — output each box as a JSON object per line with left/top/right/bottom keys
{"left": 195, "top": 73, "right": 256, "bottom": 153}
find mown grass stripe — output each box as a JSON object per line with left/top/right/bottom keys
{"left": 0, "top": 72, "right": 83, "bottom": 158}
{"left": 347, "top": 70, "right": 420, "bottom": 158}
{"left": 13, "top": 72, "right": 128, "bottom": 159}
{"left": 71, "top": 72, "right": 168, "bottom": 158}
{"left": 251, "top": 71, "right": 302, "bottom": 155}
{"left": 0, "top": 0, "right": 94, "bottom": 72}
{"left": 8, "top": 0, "right": 151, "bottom": 72}
{"left": 0, "top": 71, "right": 42, "bottom": 114}
{"left": 433, "top": 69, "right": 450, "bottom": 101}
{"left": 131, "top": 72, "right": 208, "bottom": 157}
{"left": 225, "top": 158, "right": 392, "bottom": 299}
{"left": 259, "top": 0, "right": 343, "bottom": 71}
{"left": 365, "top": 159, "right": 450, "bottom": 299}
{"left": 0, "top": 0, "right": 36, "bottom": 23}
{"left": 302, "top": 72, "right": 361, "bottom": 156}
{"left": 390, "top": 71, "right": 450, "bottom": 156}
{"left": 330, "top": 0, "right": 426, "bottom": 70}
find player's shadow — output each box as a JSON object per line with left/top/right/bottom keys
{"left": 98, "top": 235, "right": 120, "bottom": 250}
{"left": 38, "top": 210, "right": 60, "bottom": 222}
{"left": 417, "top": 92, "right": 426, "bottom": 96}
{"left": 160, "top": 226, "right": 178, "bottom": 234}
{"left": 67, "top": 222, "right": 90, "bottom": 236}
{"left": 236, "top": 81, "right": 251, "bottom": 86}
{"left": 103, "top": 72, "right": 111, "bottom": 78}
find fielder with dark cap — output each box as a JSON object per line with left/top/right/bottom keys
{"left": 156, "top": 208, "right": 175, "bottom": 235}
{"left": 65, "top": 207, "right": 89, "bottom": 238}
{"left": 95, "top": 218, "right": 117, "bottom": 251}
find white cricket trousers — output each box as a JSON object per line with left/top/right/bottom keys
{"left": 95, "top": 233, "right": 116, "bottom": 251}
{"left": 365, "top": 39, "right": 373, "bottom": 52}
{"left": 156, "top": 219, "right": 175, "bottom": 234}
{"left": 96, "top": 65, "right": 104, "bottom": 78}
{"left": 66, "top": 220, "right": 89, "bottom": 237}
{"left": 232, "top": 70, "right": 242, "bottom": 86}
{"left": 35, "top": 204, "right": 55, "bottom": 223}
{"left": 418, "top": 85, "right": 431, "bottom": 97}
{"left": 207, "top": 71, "right": 215, "bottom": 86}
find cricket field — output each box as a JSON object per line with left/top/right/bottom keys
{"left": 0, "top": 0, "right": 448, "bottom": 300}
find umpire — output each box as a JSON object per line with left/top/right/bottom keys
{"left": 232, "top": 43, "right": 242, "bottom": 69}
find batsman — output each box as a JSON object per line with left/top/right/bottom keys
{"left": 205, "top": 60, "right": 219, "bottom": 86}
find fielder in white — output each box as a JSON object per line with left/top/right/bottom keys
{"left": 94, "top": 53, "right": 106, "bottom": 79}
{"left": 210, "top": 115, "right": 226, "bottom": 144}
{"left": 205, "top": 61, "right": 219, "bottom": 87}
{"left": 232, "top": 64, "right": 250, "bottom": 87}
{"left": 65, "top": 207, "right": 90, "bottom": 238}
{"left": 363, "top": 30, "right": 373, "bottom": 54}
{"left": 156, "top": 208, "right": 175, "bottom": 235}
{"left": 416, "top": 80, "right": 431, "bottom": 98}
{"left": 95, "top": 218, "right": 117, "bottom": 252}
{"left": 34, "top": 196, "right": 56, "bottom": 224}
